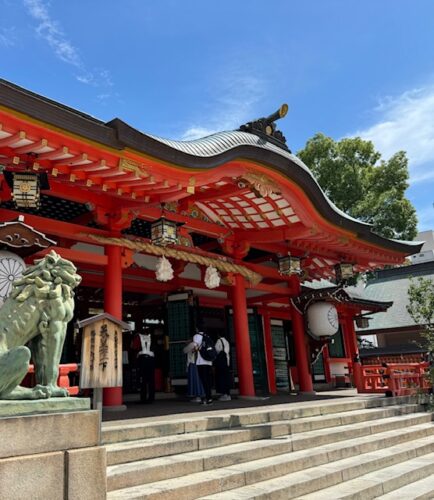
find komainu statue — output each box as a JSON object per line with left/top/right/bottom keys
{"left": 0, "top": 250, "right": 81, "bottom": 399}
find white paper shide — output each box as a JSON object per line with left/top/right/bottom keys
{"left": 155, "top": 256, "right": 174, "bottom": 282}
{"left": 204, "top": 265, "right": 220, "bottom": 289}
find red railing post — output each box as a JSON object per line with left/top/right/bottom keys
{"left": 25, "top": 363, "right": 79, "bottom": 396}
{"left": 358, "top": 362, "right": 431, "bottom": 396}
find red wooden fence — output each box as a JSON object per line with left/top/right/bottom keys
{"left": 359, "top": 362, "right": 431, "bottom": 396}
{"left": 23, "top": 363, "right": 80, "bottom": 396}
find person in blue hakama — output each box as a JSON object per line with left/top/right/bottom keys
{"left": 183, "top": 340, "right": 205, "bottom": 402}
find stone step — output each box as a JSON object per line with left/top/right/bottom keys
{"left": 102, "top": 418, "right": 212, "bottom": 445}
{"left": 195, "top": 440, "right": 434, "bottom": 500}
{"left": 289, "top": 411, "right": 431, "bottom": 452}
{"left": 297, "top": 450, "right": 434, "bottom": 499}
{"left": 102, "top": 397, "right": 412, "bottom": 445}
{"left": 247, "top": 403, "right": 420, "bottom": 435}
{"left": 231, "top": 399, "right": 368, "bottom": 426}
{"left": 376, "top": 474, "right": 434, "bottom": 500}
{"left": 107, "top": 426, "right": 434, "bottom": 498}
{"left": 106, "top": 428, "right": 253, "bottom": 466}
{"left": 107, "top": 420, "right": 434, "bottom": 491}
{"left": 106, "top": 404, "right": 423, "bottom": 465}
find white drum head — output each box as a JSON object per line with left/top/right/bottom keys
{"left": 0, "top": 251, "right": 26, "bottom": 307}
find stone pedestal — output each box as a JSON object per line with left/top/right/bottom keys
{"left": 0, "top": 402, "right": 106, "bottom": 500}
{"left": 0, "top": 397, "right": 90, "bottom": 418}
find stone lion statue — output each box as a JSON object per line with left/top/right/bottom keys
{"left": 0, "top": 250, "right": 81, "bottom": 399}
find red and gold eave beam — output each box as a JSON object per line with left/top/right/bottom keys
{"left": 0, "top": 105, "right": 413, "bottom": 276}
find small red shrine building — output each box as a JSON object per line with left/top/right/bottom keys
{"left": 0, "top": 79, "right": 422, "bottom": 406}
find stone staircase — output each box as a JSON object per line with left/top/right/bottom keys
{"left": 103, "top": 397, "right": 434, "bottom": 499}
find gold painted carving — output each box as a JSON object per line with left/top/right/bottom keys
{"left": 187, "top": 176, "right": 196, "bottom": 194}
{"left": 239, "top": 172, "right": 281, "bottom": 198}
{"left": 118, "top": 158, "right": 148, "bottom": 177}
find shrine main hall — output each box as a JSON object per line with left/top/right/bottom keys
{"left": 0, "top": 79, "right": 421, "bottom": 407}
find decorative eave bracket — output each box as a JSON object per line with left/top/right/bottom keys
{"left": 0, "top": 215, "right": 56, "bottom": 254}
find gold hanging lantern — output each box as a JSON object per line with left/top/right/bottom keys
{"left": 335, "top": 263, "right": 354, "bottom": 283}
{"left": 12, "top": 172, "right": 41, "bottom": 209}
{"left": 355, "top": 316, "right": 370, "bottom": 329}
{"left": 151, "top": 216, "right": 178, "bottom": 246}
{"left": 278, "top": 252, "right": 302, "bottom": 276}
{"left": 3, "top": 168, "right": 49, "bottom": 210}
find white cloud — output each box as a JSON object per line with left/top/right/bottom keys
{"left": 23, "top": 0, "right": 113, "bottom": 90}
{"left": 416, "top": 204, "right": 434, "bottom": 232}
{"left": 76, "top": 69, "right": 113, "bottom": 88}
{"left": 0, "top": 27, "right": 16, "bottom": 47}
{"left": 96, "top": 93, "right": 111, "bottom": 102}
{"left": 352, "top": 86, "right": 434, "bottom": 183}
{"left": 179, "top": 74, "right": 265, "bottom": 140}
{"left": 23, "top": 0, "right": 82, "bottom": 67}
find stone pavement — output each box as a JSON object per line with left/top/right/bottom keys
{"left": 102, "top": 388, "right": 362, "bottom": 422}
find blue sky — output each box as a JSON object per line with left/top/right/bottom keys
{"left": 1, "top": 1, "right": 433, "bottom": 232}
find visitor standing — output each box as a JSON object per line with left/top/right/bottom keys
{"left": 135, "top": 332, "right": 155, "bottom": 403}
{"left": 214, "top": 334, "right": 231, "bottom": 401}
{"left": 193, "top": 330, "right": 213, "bottom": 405}
{"left": 183, "top": 339, "right": 205, "bottom": 402}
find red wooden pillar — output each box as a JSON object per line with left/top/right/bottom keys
{"left": 323, "top": 345, "right": 332, "bottom": 384}
{"left": 341, "top": 319, "right": 353, "bottom": 362}
{"left": 341, "top": 317, "right": 354, "bottom": 384}
{"left": 344, "top": 316, "right": 363, "bottom": 392}
{"left": 103, "top": 244, "right": 124, "bottom": 407}
{"left": 262, "top": 312, "right": 277, "bottom": 395}
{"left": 232, "top": 273, "right": 255, "bottom": 397}
{"left": 290, "top": 304, "right": 315, "bottom": 394}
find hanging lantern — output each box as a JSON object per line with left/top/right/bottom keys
{"left": 3, "top": 170, "right": 49, "bottom": 210}
{"left": 12, "top": 172, "right": 41, "bottom": 209}
{"left": 355, "top": 316, "right": 370, "bottom": 329}
{"left": 204, "top": 266, "right": 221, "bottom": 289}
{"left": 278, "top": 253, "right": 301, "bottom": 276}
{"left": 151, "top": 216, "right": 178, "bottom": 246}
{"left": 335, "top": 263, "right": 354, "bottom": 283}
{"left": 307, "top": 302, "right": 339, "bottom": 337}
{"left": 155, "top": 256, "right": 174, "bottom": 282}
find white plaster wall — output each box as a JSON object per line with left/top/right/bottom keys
{"left": 72, "top": 242, "right": 104, "bottom": 255}
{"left": 133, "top": 253, "right": 158, "bottom": 269}
{"left": 180, "top": 263, "right": 201, "bottom": 280}
{"left": 330, "top": 361, "right": 349, "bottom": 376}
{"left": 417, "top": 230, "right": 434, "bottom": 251}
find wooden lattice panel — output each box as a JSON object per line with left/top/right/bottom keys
{"left": 197, "top": 189, "right": 300, "bottom": 231}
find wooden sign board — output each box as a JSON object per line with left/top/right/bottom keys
{"left": 79, "top": 314, "right": 130, "bottom": 389}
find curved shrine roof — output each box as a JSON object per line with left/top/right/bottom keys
{"left": 0, "top": 79, "right": 422, "bottom": 279}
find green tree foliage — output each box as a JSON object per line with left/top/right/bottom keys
{"left": 407, "top": 277, "right": 434, "bottom": 333}
{"left": 407, "top": 277, "right": 434, "bottom": 385}
{"left": 297, "top": 133, "right": 418, "bottom": 240}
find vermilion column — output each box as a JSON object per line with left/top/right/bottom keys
{"left": 103, "top": 244, "right": 124, "bottom": 407}
{"left": 262, "top": 312, "right": 277, "bottom": 395}
{"left": 323, "top": 344, "right": 332, "bottom": 384}
{"left": 232, "top": 273, "right": 255, "bottom": 397}
{"left": 290, "top": 304, "right": 315, "bottom": 394}
{"left": 341, "top": 320, "right": 353, "bottom": 362}
{"left": 344, "top": 316, "right": 363, "bottom": 392}
{"left": 341, "top": 318, "right": 355, "bottom": 385}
